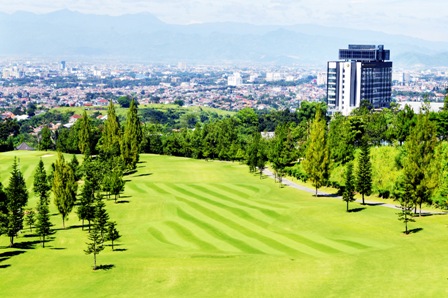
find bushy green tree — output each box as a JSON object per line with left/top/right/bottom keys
{"left": 39, "top": 125, "right": 53, "bottom": 151}
{"left": 303, "top": 110, "right": 330, "bottom": 196}
{"left": 99, "top": 100, "right": 122, "bottom": 160}
{"left": 403, "top": 106, "right": 438, "bottom": 216}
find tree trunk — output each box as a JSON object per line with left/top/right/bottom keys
{"left": 419, "top": 202, "right": 422, "bottom": 217}
{"left": 42, "top": 235, "right": 45, "bottom": 248}
{"left": 111, "top": 240, "right": 114, "bottom": 251}
{"left": 315, "top": 187, "right": 318, "bottom": 197}
{"left": 93, "top": 252, "right": 97, "bottom": 270}
{"left": 362, "top": 193, "right": 365, "bottom": 205}
{"left": 82, "top": 219, "right": 84, "bottom": 230}
{"left": 9, "top": 235, "right": 14, "bottom": 247}
{"left": 346, "top": 201, "right": 349, "bottom": 212}
{"left": 62, "top": 215, "right": 66, "bottom": 229}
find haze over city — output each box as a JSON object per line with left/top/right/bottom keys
{"left": 1, "top": 0, "right": 447, "bottom": 41}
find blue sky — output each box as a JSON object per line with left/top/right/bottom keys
{"left": 1, "top": 0, "right": 447, "bottom": 41}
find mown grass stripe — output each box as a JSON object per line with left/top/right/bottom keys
{"left": 148, "top": 226, "right": 178, "bottom": 247}
{"left": 193, "top": 184, "right": 282, "bottom": 219}
{"left": 332, "top": 239, "right": 371, "bottom": 250}
{"left": 219, "top": 184, "right": 286, "bottom": 209}
{"left": 164, "top": 221, "right": 220, "bottom": 251}
{"left": 146, "top": 183, "right": 171, "bottom": 195}
{"left": 176, "top": 208, "right": 264, "bottom": 254}
{"left": 179, "top": 184, "right": 272, "bottom": 228}
{"left": 166, "top": 184, "right": 320, "bottom": 257}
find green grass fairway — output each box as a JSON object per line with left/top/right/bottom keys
{"left": 1, "top": 152, "right": 448, "bottom": 297}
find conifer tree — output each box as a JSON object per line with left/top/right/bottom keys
{"left": 25, "top": 208, "right": 35, "bottom": 232}
{"left": 342, "top": 162, "right": 356, "bottom": 212}
{"left": 356, "top": 137, "right": 372, "bottom": 205}
{"left": 35, "top": 195, "right": 51, "bottom": 247}
{"left": 393, "top": 175, "right": 415, "bottom": 234}
{"left": 105, "top": 221, "right": 120, "bottom": 251}
{"left": 403, "top": 106, "right": 437, "bottom": 216}
{"left": 122, "top": 99, "right": 142, "bottom": 171}
{"left": 52, "top": 152, "right": 78, "bottom": 228}
{"left": 94, "top": 196, "right": 109, "bottom": 242}
{"left": 0, "top": 183, "right": 7, "bottom": 237}
{"left": 33, "top": 158, "right": 52, "bottom": 247}
{"left": 34, "top": 159, "right": 51, "bottom": 203}
{"left": 85, "top": 218, "right": 104, "bottom": 270}
{"left": 78, "top": 110, "right": 93, "bottom": 157}
{"left": 100, "top": 100, "right": 122, "bottom": 160}
{"left": 5, "top": 157, "right": 29, "bottom": 247}
{"left": 303, "top": 109, "right": 330, "bottom": 196}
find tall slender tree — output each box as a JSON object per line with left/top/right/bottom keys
{"left": 5, "top": 157, "right": 29, "bottom": 247}
{"left": 33, "top": 158, "right": 52, "bottom": 247}
{"left": 342, "top": 162, "right": 356, "bottom": 212}
{"left": 85, "top": 217, "right": 104, "bottom": 270}
{"left": 52, "top": 152, "right": 78, "bottom": 228}
{"left": 122, "top": 99, "right": 142, "bottom": 171}
{"left": 78, "top": 110, "right": 93, "bottom": 157}
{"left": 356, "top": 137, "right": 372, "bottom": 205}
{"left": 39, "top": 125, "right": 53, "bottom": 151}
{"left": 99, "top": 100, "right": 122, "bottom": 160}
{"left": 403, "top": 106, "right": 437, "bottom": 216}
{"left": 303, "top": 109, "right": 330, "bottom": 196}
{"left": 393, "top": 175, "right": 415, "bottom": 234}
{"left": 105, "top": 221, "right": 120, "bottom": 251}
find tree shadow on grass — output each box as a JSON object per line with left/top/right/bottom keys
{"left": 116, "top": 200, "right": 130, "bottom": 204}
{"left": 124, "top": 170, "right": 138, "bottom": 176}
{"left": 408, "top": 227, "right": 423, "bottom": 234}
{"left": 364, "top": 202, "right": 385, "bottom": 206}
{"left": 14, "top": 240, "right": 41, "bottom": 249}
{"left": 136, "top": 173, "right": 152, "bottom": 177}
{"left": 0, "top": 264, "right": 11, "bottom": 269}
{"left": 113, "top": 248, "right": 127, "bottom": 252}
{"left": 0, "top": 250, "right": 26, "bottom": 262}
{"left": 97, "top": 264, "right": 115, "bottom": 271}
{"left": 348, "top": 207, "right": 366, "bottom": 213}
{"left": 319, "top": 193, "right": 340, "bottom": 198}
{"left": 50, "top": 247, "right": 66, "bottom": 250}
{"left": 53, "top": 224, "right": 84, "bottom": 232}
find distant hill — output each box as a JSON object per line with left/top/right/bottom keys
{"left": 1, "top": 10, "right": 447, "bottom": 66}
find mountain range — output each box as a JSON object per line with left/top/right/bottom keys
{"left": 1, "top": 10, "right": 447, "bottom": 67}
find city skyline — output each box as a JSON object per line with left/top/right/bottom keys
{"left": 0, "top": 0, "right": 447, "bottom": 42}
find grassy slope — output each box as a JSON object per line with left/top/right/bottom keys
{"left": 0, "top": 152, "right": 447, "bottom": 297}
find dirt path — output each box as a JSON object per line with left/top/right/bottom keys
{"left": 263, "top": 169, "right": 446, "bottom": 216}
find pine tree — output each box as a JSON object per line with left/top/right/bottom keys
{"left": 33, "top": 158, "right": 52, "bottom": 247}
{"left": 342, "top": 162, "right": 356, "bottom": 212}
{"left": 94, "top": 196, "right": 109, "bottom": 242}
{"left": 35, "top": 195, "right": 52, "bottom": 247}
{"left": 5, "top": 157, "right": 29, "bottom": 247}
{"left": 33, "top": 159, "right": 51, "bottom": 204}
{"left": 0, "top": 183, "right": 7, "bottom": 237}
{"left": 393, "top": 175, "right": 416, "bottom": 234}
{"left": 105, "top": 221, "right": 120, "bottom": 251}
{"left": 77, "top": 179, "right": 96, "bottom": 231}
{"left": 122, "top": 99, "right": 142, "bottom": 171}
{"left": 52, "top": 152, "right": 78, "bottom": 228}
{"left": 110, "top": 169, "right": 125, "bottom": 203}
{"left": 356, "top": 137, "right": 372, "bottom": 205}
{"left": 25, "top": 208, "right": 35, "bottom": 232}
{"left": 85, "top": 218, "right": 104, "bottom": 270}
{"left": 303, "top": 109, "right": 330, "bottom": 196}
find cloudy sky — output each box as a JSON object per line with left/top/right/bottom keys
{"left": 1, "top": 0, "right": 447, "bottom": 41}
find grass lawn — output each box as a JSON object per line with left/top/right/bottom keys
{"left": 0, "top": 152, "right": 448, "bottom": 297}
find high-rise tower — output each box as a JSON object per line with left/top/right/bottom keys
{"left": 327, "top": 45, "right": 392, "bottom": 116}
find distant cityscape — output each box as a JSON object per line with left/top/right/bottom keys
{"left": 0, "top": 56, "right": 447, "bottom": 120}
